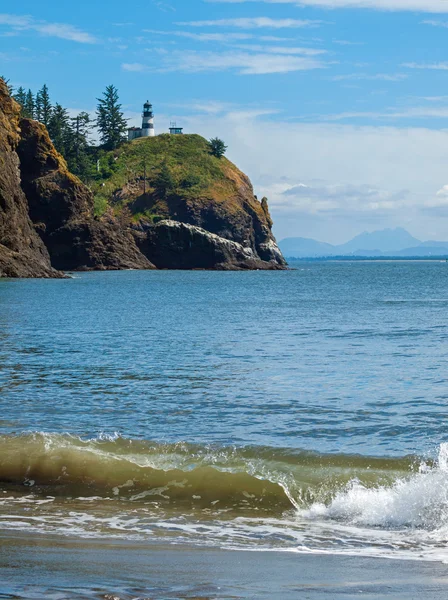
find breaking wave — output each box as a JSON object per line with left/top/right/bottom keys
{"left": 3, "top": 433, "right": 448, "bottom": 560}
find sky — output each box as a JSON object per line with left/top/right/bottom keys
{"left": 3, "top": 1, "right": 448, "bottom": 243}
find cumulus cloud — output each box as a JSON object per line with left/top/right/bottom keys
{"left": 281, "top": 182, "right": 409, "bottom": 214}
{"left": 0, "top": 13, "right": 97, "bottom": 43}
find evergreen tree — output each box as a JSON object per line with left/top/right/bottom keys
{"left": 13, "top": 87, "right": 27, "bottom": 114}
{"left": 96, "top": 85, "right": 128, "bottom": 150}
{"left": 47, "top": 103, "right": 71, "bottom": 156}
{"left": 24, "top": 90, "right": 35, "bottom": 119}
{"left": 209, "top": 137, "right": 227, "bottom": 159}
{"left": 154, "top": 161, "right": 175, "bottom": 196}
{"left": 67, "top": 112, "right": 95, "bottom": 181}
{"left": 36, "top": 84, "right": 52, "bottom": 126}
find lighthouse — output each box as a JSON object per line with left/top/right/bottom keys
{"left": 142, "top": 100, "right": 154, "bottom": 137}
{"left": 127, "top": 100, "right": 157, "bottom": 141}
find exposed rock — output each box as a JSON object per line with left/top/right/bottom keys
{"left": 94, "top": 134, "right": 287, "bottom": 269}
{"left": 17, "top": 119, "right": 154, "bottom": 272}
{"left": 48, "top": 218, "right": 155, "bottom": 272}
{"left": 135, "top": 220, "right": 285, "bottom": 270}
{"left": 0, "top": 79, "right": 60, "bottom": 278}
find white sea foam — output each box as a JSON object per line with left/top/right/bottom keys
{"left": 303, "top": 443, "right": 448, "bottom": 531}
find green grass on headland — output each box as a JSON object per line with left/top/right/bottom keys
{"left": 91, "top": 134, "right": 236, "bottom": 218}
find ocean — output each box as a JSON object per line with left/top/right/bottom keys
{"left": 2, "top": 262, "right": 448, "bottom": 598}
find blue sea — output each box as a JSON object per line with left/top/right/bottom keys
{"left": 2, "top": 262, "right": 448, "bottom": 597}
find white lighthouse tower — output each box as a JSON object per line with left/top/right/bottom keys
{"left": 141, "top": 100, "right": 155, "bottom": 137}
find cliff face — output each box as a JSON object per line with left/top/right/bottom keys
{"left": 17, "top": 118, "right": 154, "bottom": 272}
{"left": 94, "top": 134, "right": 286, "bottom": 269}
{"left": 134, "top": 220, "right": 284, "bottom": 270}
{"left": 0, "top": 81, "right": 286, "bottom": 277}
{"left": 0, "top": 80, "right": 59, "bottom": 278}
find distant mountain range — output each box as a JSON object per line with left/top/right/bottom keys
{"left": 279, "top": 228, "right": 448, "bottom": 258}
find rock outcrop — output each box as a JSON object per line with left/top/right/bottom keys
{"left": 94, "top": 134, "right": 287, "bottom": 270}
{"left": 17, "top": 118, "right": 154, "bottom": 272}
{"left": 0, "top": 80, "right": 59, "bottom": 278}
{"left": 135, "top": 220, "right": 285, "bottom": 270}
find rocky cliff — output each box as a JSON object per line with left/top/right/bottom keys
{"left": 17, "top": 118, "right": 154, "bottom": 272}
{"left": 0, "top": 80, "right": 286, "bottom": 277}
{"left": 94, "top": 134, "right": 286, "bottom": 269}
{"left": 0, "top": 80, "right": 59, "bottom": 277}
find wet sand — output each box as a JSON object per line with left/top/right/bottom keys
{"left": 2, "top": 532, "right": 448, "bottom": 599}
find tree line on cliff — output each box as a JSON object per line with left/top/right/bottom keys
{"left": 1, "top": 77, "right": 228, "bottom": 186}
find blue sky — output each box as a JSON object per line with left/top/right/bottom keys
{"left": 3, "top": 0, "right": 448, "bottom": 242}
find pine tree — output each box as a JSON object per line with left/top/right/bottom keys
{"left": 24, "top": 90, "right": 35, "bottom": 119}
{"left": 67, "top": 112, "right": 95, "bottom": 181}
{"left": 36, "top": 84, "right": 52, "bottom": 126}
{"left": 154, "top": 161, "right": 175, "bottom": 196}
{"left": 13, "top": 87, "right": 27, "bottom": 114}
{"left": 96, "top": 85, "right": 128, "bottom": 150}
{"left": 209, "top": 138, "right": 227, "bottom": 159}
{"left": 47, "top": 103, "right": 71, "bottom": 156}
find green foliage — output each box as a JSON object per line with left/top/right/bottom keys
{"left": 36, "top": 84, "right": 52, "bottom": 127}
{"left": 180, "top": 173, "right": 202, "bottom": 189}
{"left": 94, "top": 194, "right": 109, "bottom": 217}
{"left": 209, "top": 137, "right": 227, "bottom": 159}
{"left": 67, "top": 112, "right": 95, "bottom": 181}
{"left": 88, "top": 134, "right": 232, "bottom": 219}
{"left": 96, "top": 85, "right": 128, "bottom": 150}
{"left": 47, "top": 104, "right": 71, "bottom": 156}
{"left": 154, "top": 161, "right": 176, "bottom": 196}
{"left": 13, "top": 87, "right": 27, "bottom": 115}
{"left": 24, "top": 90, "right": 35, "bottom": 119}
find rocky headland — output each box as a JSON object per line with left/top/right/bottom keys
{"left": 0, "top": 80, "right": 286, "bottom": 277}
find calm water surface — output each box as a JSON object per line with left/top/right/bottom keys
{"left": 1, "top": 262, "right": 447, "bottom": 456}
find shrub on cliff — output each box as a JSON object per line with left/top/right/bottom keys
{"left": 209, "top": 138, "right": 227, "bottom": 159}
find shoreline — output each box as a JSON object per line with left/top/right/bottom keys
{"left": 2, "top": 531, "right": 448, "bottom": 599}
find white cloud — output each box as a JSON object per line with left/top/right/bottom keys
{"left": 422, "top": 19, "right": 448, "bottom": 27}
{"left": 331, "top": 73, "right": 407, "bottom": 81}
{"left": 144, "top": 29, "right": 255, "bottom": 41}
{"left": 281, "top": 181, "right": 408, "bottom": 214}
{"left": 173, "top": 109, "right": 448, "bottom": 240}
{"left": 122, "top": 63, "right": 147, "bottom": 72}
{"left": 144, "top": 30, "right": 301, "bottom": 43}
{"left": 231, "top": 44, "right": 326, "bottom": 55}
{"left": 177, "top": 17, "right": 322, "bottom": 29}
{"left": 0, "top": 13, "right": 97, "bottom": 43}
{"left": 333, "top": 39, "right": 363, "bottom": 45}
{"left": 403, "top": 62, "right": 448, "bottom": 70}
{"left": 319, "top": 105, "right": 448, "bottom": 120}
{"left": 206, "top": 0, "right": 448, "bottom": 13}
{"left": 123, "top": 50, "right": 327, "bottom": 74}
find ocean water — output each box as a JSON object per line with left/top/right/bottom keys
{"left": 2, "top": 261, "right": 448, "bottom": 573}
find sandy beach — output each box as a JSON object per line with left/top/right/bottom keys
{"left": 2, "top": 531, "right": 448, "bottom": 599}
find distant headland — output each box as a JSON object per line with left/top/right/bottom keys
{"left": 0, "top": 80, "right": 286, "bottom": 277}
